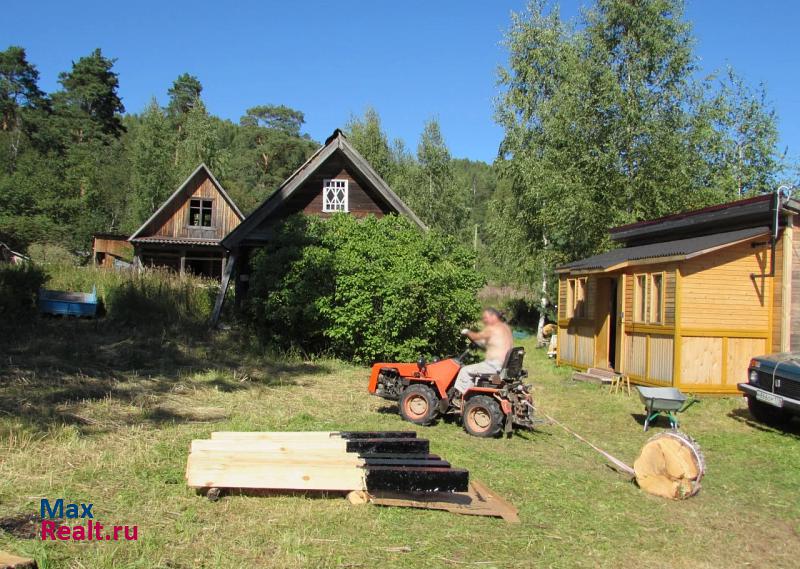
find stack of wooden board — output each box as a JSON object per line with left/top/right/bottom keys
{"left": 186, "top": 431, "right": 469, "bottom": 494}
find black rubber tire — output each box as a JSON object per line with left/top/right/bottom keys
{"left": 463, "top": 395, "right": 504, "bottom": 438}
{"left": 398, "top": 384, "right": 439, "bottom": 426}
{"left": 747, "top": 395, "right": 792, "bottom": 427}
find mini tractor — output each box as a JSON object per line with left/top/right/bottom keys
{"left": 368, "top": 345, "right": 535, "bottom": 437}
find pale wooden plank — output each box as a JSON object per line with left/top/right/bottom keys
{"left": 211, "top": 431, "right": 338, "bottom": 440}
{"left": 186, "top": 461, "right": 365, "bottom": 491}
{"left": 191, "top": 439, "right": 348, "bottom": 453}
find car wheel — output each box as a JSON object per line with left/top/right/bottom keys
{"left": 463, "top": 395, "right": 504, "bottom": 438}
{"left": 399, "top": 384, "right": 439, "bottom": 426}
{"left": 747, "top": 395, "right": 792, "bottom": 427}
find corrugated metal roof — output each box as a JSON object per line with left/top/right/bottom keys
{"left": 557, "top": 226, "right": 769, "bottom": 273}
{"left": 130, "top": 237, "right": 221, "bottom": 247}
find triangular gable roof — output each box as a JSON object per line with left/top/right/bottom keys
{"left": 221, "top": 129, "right": 426, "bottom": 249}
{"left": 129, "top": 163, "right": 244, "bottom": 241}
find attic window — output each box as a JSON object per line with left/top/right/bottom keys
{"left": 323, "top": 179, "right": 348, "bottom": 212}
{"left": 189, "top": 199, "right": 213, "bottom": 227}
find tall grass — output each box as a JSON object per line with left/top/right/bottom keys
{"left": 50, "top": 265, "right": 217, "bottom": 328}
{"left": 3, "top": 263, "right": 218, "bottom": 330}
{"left": 0, "top": 263, "right": 47, "bottom": 316}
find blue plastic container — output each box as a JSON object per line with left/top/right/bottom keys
{"left": 37, "top": 285, "right": 98, "bottom": 317}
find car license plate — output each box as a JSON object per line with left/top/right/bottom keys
{"left": 756, "top": 390, "right": 784, "bottom": 408}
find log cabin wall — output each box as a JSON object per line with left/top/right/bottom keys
{"left": 284, "top": 157, "right": 393, "bottom": 218}
{"left": 145, "top": 175, "right": 241, "bottom": 240}
{"left": 676, "top": 238, "right": 775, "bottom": 393}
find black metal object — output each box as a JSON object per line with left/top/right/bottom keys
{"left": 337, "top": 431, "right": 417, "bottom": 439}
{"left": 345, "top": 437, "right": 429, "bottom": 454}
{"left": 356, "top": 452, "right": 440, "bottom": 461}
{"left": 374, "top": 368, "right": 406, "bottom": 401}
{"left": 364, "top": 466, "right": 469, "bottom": 493}
{"left": 363, "top": 458, "right": 450, "bottom": 468}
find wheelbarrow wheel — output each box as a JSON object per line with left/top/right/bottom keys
{"left": 463, "top": 395, "right": 503, "bottom": 438}
{"left": 399, "top": 384, "right": 439, "bottom": 426}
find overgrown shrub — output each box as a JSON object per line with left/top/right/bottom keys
{"left": 0, "top": 263, "right": 46, "bottom": 316}
{"left": 247, "top": 214, "right": 484, "bottom": 363}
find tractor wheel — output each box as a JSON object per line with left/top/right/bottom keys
{"left": 747, "top": 395, "right": 792, "bottom": 428}
{"left": 463, "top": 395, "right": 504, "bottom": 438}
{"left": 399, "top": 384, "right": 439, "bottom": 426}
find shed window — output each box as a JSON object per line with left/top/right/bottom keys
{"left": 567, "top": 279, "right": 576, "bottom": 318}
{"left": 634, "top": 274, "right": 648, "bottom": 323}
{"left": 650, "top": 273, "right": 664, "bottom": 324}
{"left": 323, "top": 179, "right": 348, "bottom": 212}
{"left": 568, "top": 277, "right": 587, "bottom": 319}
{"left": 189, "top": 199, "right": 213, "bottom": 227}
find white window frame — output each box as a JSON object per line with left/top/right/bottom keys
{"left": 322, "top": 179, "right": 349, "bottom": 213}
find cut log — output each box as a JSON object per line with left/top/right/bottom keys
{"left": 633, "top": 431, "right": 705, "bottom": 499}
{"left": 0, "top": 551, "right": 36, "bottom": 569}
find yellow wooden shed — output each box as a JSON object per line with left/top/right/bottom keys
{"left": 556, "top": 193, "right": 800, "bottom": 394}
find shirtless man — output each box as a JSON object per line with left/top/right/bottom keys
{"left": 452, "top": 307, "right": 514, "bottom": 403}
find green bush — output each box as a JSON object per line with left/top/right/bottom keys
{"left": 0, "top": 263, "right": 46, "bottom": 316}
{"left": 247, "top": 214, "right": 484, "bottom": 363}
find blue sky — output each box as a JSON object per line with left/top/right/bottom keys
{"left": 5, "top": 1, "right": 799, "bottom": 164}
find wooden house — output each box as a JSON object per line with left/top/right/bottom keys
{"left": 211, "top": 129, "right": 425, "bottom": 323}
{"left": 556, "top": 193, "right": 800, "bottom": 394}
{"left": 129, "top": 164, "right": 244, "bottom": 279}
{"left": 92, "top": 234, "right": 133, "bottom": 268}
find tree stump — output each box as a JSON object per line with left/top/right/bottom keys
{"left": 633, "top": 431, "right": 705, "bottom": 499}
{"left": 0, "top": 551, "right": 37, "bottom": 569}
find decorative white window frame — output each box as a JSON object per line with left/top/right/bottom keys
{"left": 322, "top": 179, "right": 349, "bottom": 212}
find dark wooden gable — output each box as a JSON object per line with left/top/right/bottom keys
{"left": 284, "top": 152, "right": 393, "bottom": 218}
{"left": 130, "top": 164, "right": 244, "bottom": 244}
{"left": 222, "top": 130, "right": 425, "bottom": 249}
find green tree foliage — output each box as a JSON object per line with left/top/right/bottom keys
{"left": 346, "top": 107, "right": 393, "bottom": 180}
{"left": 247, "top": 214, "right": 483, "bottom": 363}
{"left": 130, "top": 99, "right": 176, "bottom": 227}
{"left": 0, "top": 46, "right": 48, "bottom": 166}
{"left": 53, "top": 48, "right": 125, "bottom": 141}
{"left": 0, "top": 47, "right": 317, "bottom": 253}
{"left": 241, "top": 104, "right": 304, "bottom": 136}
{"left": 491, "top": 0, "right": 787, "bottom": 283}
{"left": 227, "top": 105, "right": 316, "bottom": 210}
{"left": 345, "top": 109, "right": 477, "bottom": 241}
{"left": 175, "top": 98, "right": 226, "bottom": 179}
{"left": 167, "top": 73, "right": 202, "bottom": 118}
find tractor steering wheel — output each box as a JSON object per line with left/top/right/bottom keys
{"left": 454, "top": 342, "right": 478, "bottom": 365}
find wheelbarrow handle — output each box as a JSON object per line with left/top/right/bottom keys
{"left": 678, "top": 395, "right": 698, "bottom": 413}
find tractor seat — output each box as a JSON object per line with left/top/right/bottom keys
{"left": 471, "top": 347, "right": 527, "bottom": 387}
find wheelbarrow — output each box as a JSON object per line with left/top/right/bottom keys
{"left": 636, "top": 387, "right": 696, "bottom": 431}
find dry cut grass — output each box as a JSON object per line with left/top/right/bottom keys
{"left": 0, "top": 320, "right": 798, "bottom": 568}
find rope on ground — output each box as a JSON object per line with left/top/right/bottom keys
{"left": 544, "top": 413, "right": 635, "bottom": 477}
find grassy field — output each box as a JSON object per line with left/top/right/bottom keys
{"left": 1, "top": 320, "right": 799, "bottom": 568}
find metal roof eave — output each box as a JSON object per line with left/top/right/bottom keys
{"left": 556, "top": 229, "right": 769, "bottom": 276}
